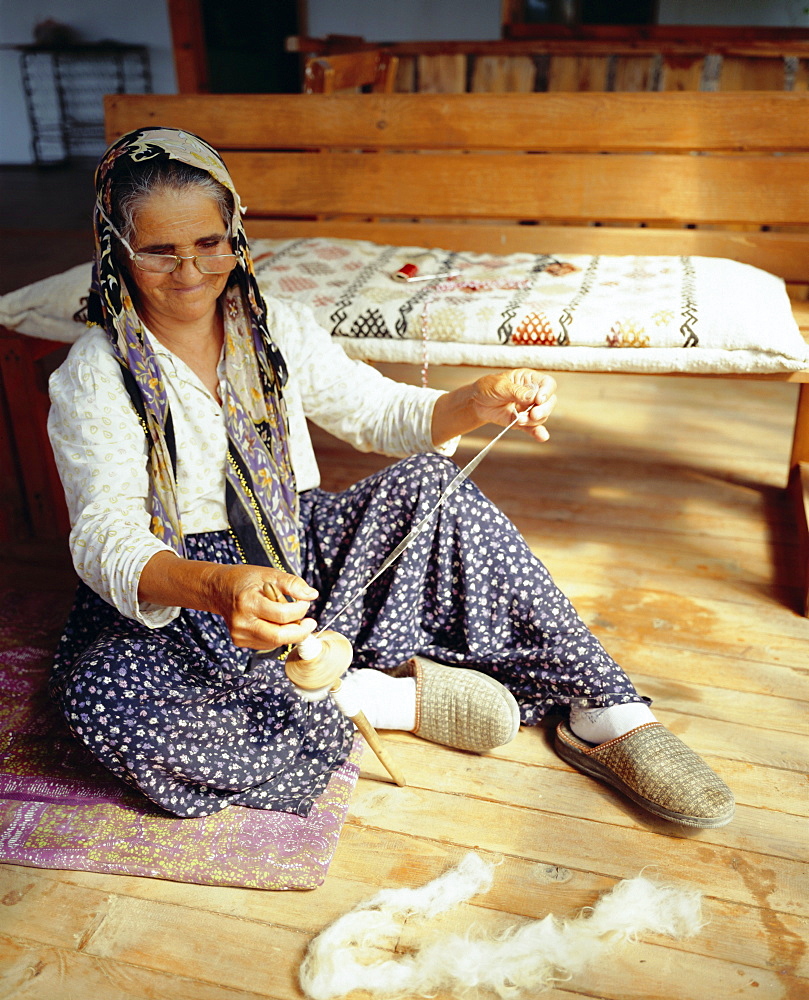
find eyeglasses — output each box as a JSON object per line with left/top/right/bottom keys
{"left": 129, "top": 249, "right": 238, "bottom": 274}
{"left": 96, "top": 201, "right": 238, "bottom": 275}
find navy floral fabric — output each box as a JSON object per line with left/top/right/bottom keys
{"left": 51, "top": 454, "right": 642, "bottom": 818}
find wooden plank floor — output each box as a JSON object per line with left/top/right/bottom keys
{"left": 1, "top": 365, "right": 807, "bottom": 1000}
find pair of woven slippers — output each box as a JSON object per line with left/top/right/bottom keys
{"left": 396, "top": 657, "right": 735, "bottom": 829}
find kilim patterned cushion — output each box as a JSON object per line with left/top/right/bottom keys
{"left": 1, "top": 238, "right": 807, "bottom": 374}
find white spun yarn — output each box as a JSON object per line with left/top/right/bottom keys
{"left": 297, "top": 636, "right": 324, "bottom": 662}
{"left": 293, "top": 684, "right": 332, "bottom": 703}
{"left": 299, "top": 853, "right": 704, "bottom": 1000}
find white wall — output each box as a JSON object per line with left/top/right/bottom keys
{"left": 0, "top": 0, "right": 177, "bottom": 164}
{"left": 306, "top": 0, "right": 501, "bottom": 41}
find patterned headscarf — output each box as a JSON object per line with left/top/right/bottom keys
{"left": 89, "top": 127, "right": 300, "bottom": 573}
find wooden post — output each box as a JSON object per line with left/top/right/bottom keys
{"left": 166, "top": 0, "right": 210, "bottom": 93}
{"left": 789, "top": 383, "right": 809, "bottom": 616}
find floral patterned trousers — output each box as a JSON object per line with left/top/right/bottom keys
{"left": 50, "top": 454, "right": 642, "bottom": 817}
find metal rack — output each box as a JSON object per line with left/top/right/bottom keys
{"left": 15, "top": 44, "right": 152, "bottom": 165}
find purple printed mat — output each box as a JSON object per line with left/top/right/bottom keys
{"left": 0, "top": 589, "right": 361, "bottom": 889}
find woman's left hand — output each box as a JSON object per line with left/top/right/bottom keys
{"left": 468, "top": 370, "right": 557, "bottom": 443}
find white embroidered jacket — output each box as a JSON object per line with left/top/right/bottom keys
{"left": 48, "top": 297, "right": 455, "bottom": 627}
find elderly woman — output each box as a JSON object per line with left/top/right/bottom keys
{"left": 47, "top": 127, "right": 733, "bottom": 828}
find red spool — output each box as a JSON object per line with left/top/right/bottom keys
{"left": 394, "top": 262, "right": 419, "bottom": 281}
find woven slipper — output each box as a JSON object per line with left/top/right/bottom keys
{"left": 554, "top": 720, "right": 735, "bottom": 829}
{"left": 396, "top": 656, "right": 520, "bottom": 753}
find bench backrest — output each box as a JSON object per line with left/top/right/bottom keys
{"left": 105, "top": 92, "right": 809, "bottom": 284}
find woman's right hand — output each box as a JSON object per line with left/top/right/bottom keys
{"left": 138, "top": 551, "right": 321, "bottom": 649}
{"left": 205, "top": 564, "right": 320, "bottom": 650}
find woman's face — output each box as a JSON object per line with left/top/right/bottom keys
{"left": 126, "top": 187, "right": 231, "bottom": 330}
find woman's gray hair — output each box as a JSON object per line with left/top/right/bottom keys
{"left": 111, "top": 158, "right": 234, "bottom": 244}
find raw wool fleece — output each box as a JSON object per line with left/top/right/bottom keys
{"left": 299, "top": 853, "right": 704, "bottom": 1000}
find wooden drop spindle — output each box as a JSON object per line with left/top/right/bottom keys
{"left": 285, "top": 630, "right": 406, "bottom": 787}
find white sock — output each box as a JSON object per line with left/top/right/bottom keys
{"left": 569, "top": 701, "right": 657, "bottom": 745}
{"left": 337, "top": 669, "right": 417, "bottom": 731}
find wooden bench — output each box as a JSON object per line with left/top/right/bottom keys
{"left": 302, "top": 49, "right": 398, "bottom": 94}
{"left": 2, "top": 90, "right": 808, "bottom": 615}
{"left": 289, "top": 28, "right": 809, "bottom": 93}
